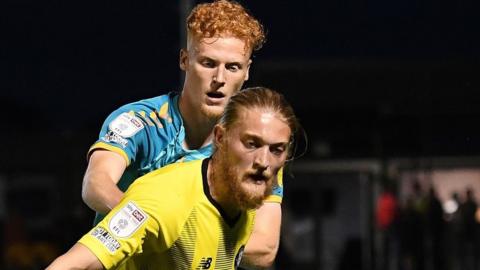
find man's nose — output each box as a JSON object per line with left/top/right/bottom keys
{"left": 212, "top": 67, "right": 226, "bottom": 85}
{"left": 253, "top": 147, "right": 270, "bottom": 170}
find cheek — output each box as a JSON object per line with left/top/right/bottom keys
{"left": 233, "top": 73, "right": 247, "bottom": 85}
{"left": 227, "top": 72, "right": 247, "bottom": 85}
{"left": 192, "top": 66, "right": 212, "bottom": 80}
{"left": 229, "top": 145, "right": 252, "bottom": 167}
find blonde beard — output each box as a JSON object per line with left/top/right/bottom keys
{"left": 232, "top": 175, "right": 272, "bottom": 210}
{"left": 212, "top": 149, "right": 273, "bottom": 211}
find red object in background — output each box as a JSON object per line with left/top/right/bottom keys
{"left": 376, "top": 192, "right": 398, "bottom": 230}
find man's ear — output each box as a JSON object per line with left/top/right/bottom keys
{"left": 179, "top": 49, "right": 188, "bottom": 71}
{"left": 213, "top": 125, "right": 226, "bottom": 149}
{"left": 244, "top": 59, "right": 252, "bottom": 81}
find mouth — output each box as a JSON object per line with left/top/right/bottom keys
{"left": 205, "top": 91, "right": 226, "bottom": 106}
{"left": 206, "top": 91, "right": 226, "bottom": 99}
{"left": 248, "top": 173, "right": 269, "bottom": 185}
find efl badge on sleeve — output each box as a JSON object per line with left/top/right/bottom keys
{"left": 109, "top": 201, "right": 148, "bottom": 238}
{"left": 109, "top": 112, "right": 144, "bottom": 138}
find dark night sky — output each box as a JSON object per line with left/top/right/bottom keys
{"left": 2, "top": 0, "right": 480, "bottom": 158}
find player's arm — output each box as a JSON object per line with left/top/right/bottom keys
{"left": 46, "top": 243, "right": 104, "bottom": 270}
{"left": 240, "top": 202, "right": 281, "bottom": 269}
{"left": 81, "top": 150, "right": 127, "bottom": 213}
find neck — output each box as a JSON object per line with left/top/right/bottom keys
{"left": 178, "top": 92, "right": 217, "bottom": 150}
{"left": 207, "top": 157, "right": 241, "bottom": 219}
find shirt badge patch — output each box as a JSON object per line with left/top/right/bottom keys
{"left": 109, "top": 112, "right": 144, "bottom": 138}
{"left": 109, "top": 201, "right": 148, "bottom": 238}
{"left": 102, "top": 131, "right": 128, "bottom": 148}
{"left": 91, "top": 226, "right": 121, "bottom": 253}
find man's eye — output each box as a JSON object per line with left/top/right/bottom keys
{"left": 245, "top": 141, "right": 257, "bottom": 149}
{"left": 202, "top": 61, "right": 215, "bottom": 68}
{"left": 271, "top": 147, "right": 285, "bottom": 155}
{"left": 226, "top": 64, "right": 240, "bottom": 72}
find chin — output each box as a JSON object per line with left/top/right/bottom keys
{"left": 234, "top": 182, "right": 268, "bottom": 210}
{"left": 237, "top": 197, "right": 264, "bottom": 211}
{"left": 201, "top": 105, "right": 224, "bottom": 119}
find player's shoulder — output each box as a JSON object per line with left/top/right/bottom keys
{"left": 118, "top": 93, "right": 173, "bottom": 112}
{"left": 127, "top": 159, "right": 205, "bottom": 206}
{"left": 109, "top": 92, "right": 180, "bottom": 131}
{"left": 133, "top": 159, "right": 204, "bottom": 190}
{"left": 149, "top": 159, "right": 203, "bottom": 179}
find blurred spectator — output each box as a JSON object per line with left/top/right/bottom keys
{"left": 399, "top": 181, "right": 426, "bottom": 270}
{"left": 445, "top": 192, "right": 462, "bottom": 270}
{"left": 425, "top": 186, "right": 445, "bottom": 270}
{"left": 411, "top": 181, "right": 428, "bottom": 217}
{"left": 375, "top": 180, "right": 399, "bottom": 270}
{"left": 458, "top": 187, "right": 478, "bottom": 270}
{"left": 399, "top": 198, "right": 421, "bottom": 270}
{"left": 376, "top": 182, "right": 398, "bottom": 230}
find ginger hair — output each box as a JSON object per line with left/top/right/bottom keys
{"left": 187, "top": 0, "right": 266, "bottom": 52}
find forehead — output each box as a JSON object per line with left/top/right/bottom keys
{"left": 188, "top": 36, "right": 251, "bottom": 60}
{"left": 230, "top": 108, "right": 291, "bottom": 144}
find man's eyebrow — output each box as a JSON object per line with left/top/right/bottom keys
{"left": 243, "top": 133, "right": 289, "bottom": 146}
{"left": 198, "top": 55, "right": 216, "bottom": 61}
{"left": 227, "top": 61, "right": 243, "bottom": 66}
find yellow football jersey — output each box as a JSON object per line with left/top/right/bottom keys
{"left": 78, "top": 159, "right": 255, "bottom": 270}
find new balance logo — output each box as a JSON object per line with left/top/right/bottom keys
{"left": 196, "top": 257, "right": 213, "bottom": 269}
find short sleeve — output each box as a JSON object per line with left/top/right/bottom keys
{"left": 88, "top": 108, "right": 148, "bottom": 166}
{"left": 78, "top": 199, "right": 160, "bottom": 269}
{"left": 88, "top": 95, "right": 179, "bottom": 169}
{"left": 264, "top": 167, "right": 284, "bottom": 203}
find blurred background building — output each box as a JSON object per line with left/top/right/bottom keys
{"left": 2, "top": 0, "right": 480, "bottom": 269}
